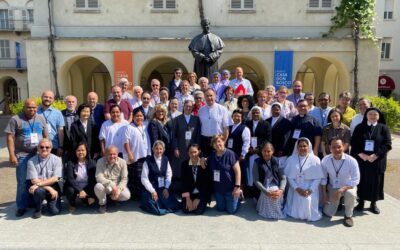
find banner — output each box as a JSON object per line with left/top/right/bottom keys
{"left": 273, "top": 51, "right": 293, "bottom": 89}
{"left": 15, "top": 42, "right": 21, "bottom": 69}
{"left": 113, "top": 51, "right": 133, "bottom": 90}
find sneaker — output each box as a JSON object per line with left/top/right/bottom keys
{"left": 344, "top": 217, "right": 354, "bottom": 227}
{"left": 32, "top": 210, "right": 42, "bottom": 219}
{"left": 369, "top": 203, "right": 380, "bottom": 214}
{"left": 98, "top": 205, "right": 106, "bottom": 214}
{"left": 15, "top": 209, "right": 26, "bottom": 217}
{"left": 355, "top": 201, "right": 364, "bottom": 211}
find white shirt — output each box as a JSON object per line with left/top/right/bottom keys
{"left": 99, "top": 119, "right": 129, "bottom": 153}
{"left": 141, "top": 156, "right": 172, "bottom": 193}
{"left": 80, "top": 119, "right": 88, "bottom": 133}
{"left": 129, "top": 98, "right": 142, "bottom": 109}
{"left": 350, "top": 113, "right": 363, "bottom": 135}
{"left": 198, "top": 103, "right": 230, "bottom": 136}
{"left": 150, "top": 93, "right": 160, "bottom": 107}
{"left": 258, "top": 105, "right": 271, "bottom": 120}
{"left": 229, "top": 78, "right": 254, "bottom": 96}
{"left": 271, "top": 116, "right": 279, "bottom": 127}
{"left": 175, "top": 92, "right": 194, "bottom": 112}
{"left": 321, "top": 154, "right": 360, "bottom": 188}
{"left": 230, "top": 123, "right": 251, "bottom": 157}
{"left": 123, "top": 124, "right": 151, "bottom": 162}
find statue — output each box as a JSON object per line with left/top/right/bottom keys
{"left": 189, "top": 18, "right": 225, "bottom": 79}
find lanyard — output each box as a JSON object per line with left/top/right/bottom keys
{"left": 330, "top": 158, "right": 345, "bottom": 178}
{"left": 319, "top": 109, "right": 326, "bottom": 126}
{"left": 28, "top": 116, "right": 36, "bottom": 133}
{"left": 368, "top": 125, "right": 376, "bottom": 139}
{"left": 38, "top": 156, "right": 50, "bottom": 177}
{"left": 42, "top": 108, "right": 52, "bottom": 123}
{"left": 298, "top": 155, "right": 309, "bottom": 173}
{"left": 136, "top": 125, "right": 145, "bottom": 140}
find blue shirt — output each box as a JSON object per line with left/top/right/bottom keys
{"left": 309, "top": 107, "right": 332, "bottom": 128}
{"left": 38, "top": 106, "right": 65, "bottom": 149}
{"left": 287, "top": 93, "right": 305, "bottom": 106}
{"left": 209, "top": 149, "right": 237, "bottom": 194}
{"left": 91, "top": 103, "right": 105, "bottom": 128}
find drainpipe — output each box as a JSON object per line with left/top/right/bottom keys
{"left": 47, "top": 0, "right": 60, "bottom": 99}
{"left": 198, "top": 0, "right": 204, "bottom": 21}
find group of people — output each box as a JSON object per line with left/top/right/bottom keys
{"left": 5, "top": 69, "right": 392, "bottom": 227}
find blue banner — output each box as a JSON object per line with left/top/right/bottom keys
{"left": 15, "top": 42, "right": 21, "bottom": 69}
{"left": 273, "top": 51, "right": 293, "bottom": 89}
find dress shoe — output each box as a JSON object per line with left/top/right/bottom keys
{"left": 98, "top": 205, "right": 106, "bottom": 214}
{"left": 15, "top": 209, "right": 26, "bottom": 217}
{"left": 32, "top": 210, "right": 42, "bottom": 219}
{"left": 369, "top": 203, "right": 380, "bottom": 214}
{"left": 69, "top": 206, "right": 76, "bottom": 214}
{"left": 355, "top": 201, "right": 364, "bottom": 211}
{"left": 344, "top": 217, "right": 354, "bottom": 227}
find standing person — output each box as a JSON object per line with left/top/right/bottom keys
{"left": 350, "top": 97, "right": 371, "bottom": 135}
{"left": 187, "top": 71, "right": 200, "bottom": 93}
{"left": 168, "top": 97, "right": 182, "bottom": 120}
{"left": 61, "top": 95, "right": 79, "bottom": 156}
{"left": 220, "top": 69, "right": 231, "bottom": 86}
{"left": 309, "top": 92, "right": 332, "bottom": 128}
{"left": 304, "top": 92, "right": 316, "bottom": 112}
{"left": 219, "top": 86, "right": 237, "bottom": 115}
{"left": 159, "top": 87, "right": 170, "bottom": 109}
{"left": 226, "top": 109, "right": 250, "bottom": 162}
{"left": 129, "top": 86, "right": 143, "bottom": 109}
{"left": 208, "top": 135, "right": 241, "bottom": 214}
{"left": 168, "top": 68, "right": 183, "bottom": 99}
{"left": 198, "top": 88, "right": 230, "bottom": 157}
{"left": 284, "top": 138, "right": 324, "bottom": 221}
{"left": 87, "top": 92, "right": 105, "bottom": 128}
{"left": 140, "top": 140, "right": 180, "bottom": 215}
{"left": 351, "top": 108, "right": 392, "bottom": 214}
{"left": 209, "top": 72, "right": 226, "bottom": 102}
{"left": 237, "top": 95, "right": 254, "bottom": 121}
{"left": 253, "top": 142, "right": 286, "bottom": 219}
{"left": 27, "top": 139, "right": 62, "bottom": 219}
{"left": 108, "top": 78, "right": 133, "bottom": 100}
{"left": 287, "top": 80, "right": 305, "bottom": 106}
{"left": 69, "top": 103, "right": 100, "bottom": 159}
{"left": 336, "top": 91, "right": 356, "bottom": 127}
{"left": 148, "top": 104, "right": 170, "bottom": 151}
{"left": 149, "top": 79, "right": 161, "bottom": 107}
{"left": 37, "top": 90, "right": 65, "bottom": 156}
{"left": 321, "top": 137, "right": 360, "bottom": 227}
{"left": 193, "top": 91, "right": 205, "bottom": 116}
{"left": 321, "top": 108, "right": 351, "bottom": 157}
{"left": 95, "top": 145, "right": 131, "bottom": 214}
{"left": 64, "top": 143, "right": 97, "bottom": 213}
{"left": 198, "top": 77, "right": 209, "bottom": 93}
{"left": 255, "top": 90, "right": 271, "bottom": 120}
{"left": 181, "top": 144, "right": 212, "bottom": 215}
{"left": 175, "top": 80, "right": 194, "bottom": 112}
{"left": 276, "top": 86, "right": 297, "bottom": 120}
{"left": 137, "top": 92, "right": 153, "bottom": 123}
{"left": 4, "top": 98, "right": 48, "bottom": 217}
{"left": 124, "top": 108, "right": 151, "bottom": 199}
{"left": 229, "top": 67, "right": 254, "bottom": 97}
{"left": 104, "top": 85, "right": 133, "bottom": 123}
{"left": 265, "top": 86, "right": 275, "bottom": 105}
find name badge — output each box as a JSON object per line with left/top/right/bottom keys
{"left": 47, "top": 123, "right": 52, "bottom": 134}
{"left": 251, "top": 137, "right": 258, "bottom": 148}
{"left": 333, "top": 178, "right": 340, "bottom": 189}
{"left": 213, "top": 170, "right": 220, "bottom": 182}
{"left": 297, "top": 174, "right": 304, "bottom": 184}
{"left": 227, "top": 139, "right": 233, "bottom": 149}
{"left": 185, "top": 131, "right": 192, "bottom": 140}
{"left": 293, "top": 129, "right": 301, "bottom": 139}
{"left": 364, "top": 140, "right": 374, "bottom": 152}
{"left": 30, "top": 133, "right": 39, "bottom": 146}
{"left": 158, "top": 177, "right": 165, "bottom": 188}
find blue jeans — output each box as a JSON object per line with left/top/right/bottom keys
{"left": 32, "top": 187, "right": 61, "bottom": 215}
{"left": 214, "top": 191, "right": 240, "bottom": 214}
{"left": 16, "top": 154, "right": 34, "bottom": 209}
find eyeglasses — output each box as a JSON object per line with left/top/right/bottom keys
{"left": 142, "top": 97, "right": 150, "bottom": 100}
{"left": 40, "top": 146, "right": 51, "bottom": 149}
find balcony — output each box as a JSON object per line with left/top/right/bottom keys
{"left": 0, "top": 58, "right": 27, "bottom": 69}
{"left": 0, "top": 19, "right": 33, "bottom": 32}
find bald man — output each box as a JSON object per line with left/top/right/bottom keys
{"left": 87, "top": 92, "right": 105, "bottom": 127}
{"left": 4, "top": 98, "right": 48, "bottom": 217}
{"left": 61, "top": 95, "right": 79, "bottom": 156}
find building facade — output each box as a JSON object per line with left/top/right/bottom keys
{"left": 2, "top": 0, "right": 381, "bottom": 104}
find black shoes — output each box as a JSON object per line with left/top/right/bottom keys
{"left": 355, "top": 201, "right": 364, "bottom": 211}
{"left": 32, "top": 210, "right": 42, "bottom": 219}
{"left": 344, "top": 217, "right": 354, "bottom": 227}
{"left": 369, "top": 203, "right": 380, "bottom": 214}
{"left": 15, "top": 209, "right": 26, "bottom": 217}
{"left": 98, "top": 205, "right": 107, "bottom": 214}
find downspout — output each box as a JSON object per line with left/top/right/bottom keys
{"left": 198, "top": 0, "right": 205, "bottom": 21}
{"left": 47, "top": 0, "right": 60, "bottom": 99}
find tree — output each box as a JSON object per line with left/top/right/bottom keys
{"left": 326, "top": 0, "right": 376, "bottom": 106}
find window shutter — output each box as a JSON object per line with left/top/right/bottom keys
{"left": 165, "top": 0, "right": 175, "bottom": 9}
{"left": 244, "top": 0, "right": 254, "bottom": 9}
{"left": 309, "top": 0, "right": 319, "bottom": 8}
{"left": 8, "top": 10, "right": 13, "bottom": 29}
{"left": 88, "top": 0, "right": 99, "bottom": 8}
{"left": 76, "top": 0, "right": 86, "bottom": 8}
{"left": 153, "top": 0, "right": 164, "bottom": 8}
{"left": 231, "top": 0, "right": 242, "bottom": 9}
{"left": 321, "top": 0, "right": 331, "bottom": 8}
{"left": 385, "top": 43, "right": 391, "bottom": 58}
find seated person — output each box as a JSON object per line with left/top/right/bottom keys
{"left": 27, "top": 139, "right": 62, "bottom": 219}
{"left": 64, "top": 143, "right": 97, "bottom": 213}
{"left": 95, "top": 145, "right": 131, "bottom": 214}
{"left": 181, "top": 144, "right": 212, "bottom": 215}
{"left": 141, "top": 140, "right": 180, "bottom": 215}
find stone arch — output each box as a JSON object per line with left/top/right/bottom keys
{"left": 0, "top": 1, "right": 9, "bottom": 8}
{"left": 25, "top": 0, "right": 33, "bottom": 8}
{"left": 59, "top": 55, "right": 112, "bottom": 104}
{"left": 0, "top": 76, "right": 19, "bottom": 106}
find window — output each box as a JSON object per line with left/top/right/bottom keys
{"left": 309, "top": 0, "right": 332, "bottom": 8}
{"left": 22, "top": 9, "right": 34, "bottom": 29}
{"left": 0, "top": 9, "right": 13, "bottom": 30}
{"left": 0, "top": 40, "right": 10, "bottom": 58}
{"left": 231, "top": 0, "right": 254, "bottom": 10}
{"left": 153, "top": 0, "right": 176, "bottom": 9}
{"left": 384, "top": 0, "right": 394, "bottom": 20}
{"left": 75, "top": 0, "right": 100, "bottom": 10}
{"left": 381, "top": 38, "right": 392, "bottom": 59}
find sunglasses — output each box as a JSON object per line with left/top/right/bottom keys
{"left": 40, "top": 146, "right": 51, "bottom": 149}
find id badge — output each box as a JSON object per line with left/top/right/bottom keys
{"left": 364, "top": 140, "right": 375, "bottom": 152}
{"left": 251, "top": 137, "right": 258, "bottom": 148}
{"left": 30, "top": 133, "right": 39, "bottom": 146}
{"left": 158, "top": 177, "right": 165, "bottom": 188}
{"left": 213, "top": 170, "right": 220, "bottom": 182}
{"left": 47, "top": 123, "right": 52, "bottom": 134}
{"left": 333, "top": 178, "right": 340, "bottom": 189}
{"left": 297, "top": 174, "right": 304, "bottom": 184}
{"left": 185, "top": 131, "right": 192, "bottom": 140}
{"left": 227, "top": 139, "right": 233, "bottom": 149}
{"left": 293, "top": 129, "right": 301, "bottom": 139}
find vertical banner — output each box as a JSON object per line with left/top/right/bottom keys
{"left": 273, "top": 51, "right": 293, "bottom": 89}
{"left": 113, "top": 51, "right": 133, "bottom": 90}
{"left": 15, "top": 42, "right": 21, "bottom": 69}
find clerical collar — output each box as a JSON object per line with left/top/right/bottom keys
{"left": 367, "top": 121, "right": 378, "bottom": 126}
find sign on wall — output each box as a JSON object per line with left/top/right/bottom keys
{"left": 113, "top": 51, "right": 133, "bottom": 90}
{"left": 273, "top": 51, "right": 293, "bottom": 89}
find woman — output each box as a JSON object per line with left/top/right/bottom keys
{"left": 159, "top": 87, "right": 170, "bottom": 109}
{"left": 98, "top": 105, "right": 129, "bottom": 156}
{"left": 284, "top": 137, "right": 323, "bottom": 221}
{"left": 181, "top": 144, "right": 212, "bottom": 215}
{"left": 220, "top": 69, "right": 231, "bottom": 86}
{"left": 255, "top": 90, "right": 271, "bottom": 120}
{"left": 276, "top": 86, "right": 297, "bottom": 120}
{"left": 237, "top": 95, "right": 254, "bottom": 121}
{"left": 69, "top": 103, "right": 100, "bottom": 160}
{"left": 168, "top": 67, "right": 183, "bottom": 99}
{"left": 253, "top": 142, "right": 286, "bottom": 219}
{"left": 168, "top": 97, "right": 182, "bottom": 120}
{"left": 337, "top": 91, "right": 356, "bottom": 127}
{"left": 124, "top": 108, "right": 151, "bottom": 199}
{"left": 187, "top": 71, "right": 200, "bottom": 93}
{"left": 192, "top": 91, "right": 205, "bottom": 117}
{"left": 351, "top": 107, "right": 392, "bottom": 214}
{"left": 209, "top": 72, "right": 226, "bottom": 102}
{"left": 140, "top": 140, "right": 180, "bottom": 215}
{"left": 64, "top": 143, "right": 97, "bottom": 213}
{"left": 208, "top": 135, "right": 241, "bottom": 214}
{"left": 350, "top": 97, "right": 371, "bottom": 135}
{"left": 321, "top": 108, "right": 351, "bottom": 156}
{"left": 148, "top": 104, "right": 170, "bottom": 151}
{"left": 265, "top": 85, "right": 275, "bottom": 105}
{"left": 219, "top": 86, "right": 237, "bottom": 114}
{"left": 175, "top": 80, "right": 194, "bottom": 112}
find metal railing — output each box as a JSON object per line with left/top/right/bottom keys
{"left": 0, "top": 58, "right": 27, "bottom": 69}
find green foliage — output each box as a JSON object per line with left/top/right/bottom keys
{"left": 10, "top": 97, "right": 66, "bottom": 115}
{"left": 364, "top": 96, "right": 400, "bottom": 132}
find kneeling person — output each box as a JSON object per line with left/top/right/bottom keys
{"left": 27, "top": 139, "right": 62, "bottom": 219}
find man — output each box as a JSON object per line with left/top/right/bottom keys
{"left": 198, "top": 88, "right": 230, "bottom": 157}
{"left": 150, "top": 79, "right": 161, "bottom": 107}
{"left": 304, "top": 92, "right": 315, "bottom": 112}
{"left": 309, "top": 92, "right": 333, "bottom": 128}
{"left": 108, "top": 78, "right": 133, "bottom": 100}
{"left": 188, "top": 17, "right": 224, "bottom": 78}
{"left": 61, "top": 95, "right": 79, "bottom": 155}
{"left": 4, "top": 98, "right": 48, "bottom": 217}
{"left": 104, "top": 85, "right": 133, "bottom": 123}
{"left": 229, "top": 67, "right": 254, "bottom": 96}
{"left": 37, "top": 90, "right": 65, "bottom": 156}
{"left": 87, "top": 91, "right": 105, "bottom": 127}
{"left": 27, "top": 139, "right": 62, "bottom": 219}
{"left": 137, "top": 92, "right": 153, "bottom": 123}
{"left": 321, "top": 137, "right": 360, "bottom": 227}
{"left": 287, "top": 80, "right": 305, "bottom": 106}
{"left": 290, "top": 99, "right": 322, "bottom": 155}
{"left": 198, "top": 77, "right": 209, "bottom": 93}
{"left": 95, "top": 145, "right": 131, "bottom": 213}
{"left": 130, "top": 86, "right": 143, "bottom": 109}
{"left": 226, "top": 109, "right": 250, "bottom": 162}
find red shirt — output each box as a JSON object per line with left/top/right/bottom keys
{"left": 193, "top": 101, "right": 205, "bottom": 116}
{"left": 104, "top": 99, "right": 133, "bottom": 120}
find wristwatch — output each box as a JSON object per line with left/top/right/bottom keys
{"left": 234, "top": 185, "right": 240, "bottom": 188}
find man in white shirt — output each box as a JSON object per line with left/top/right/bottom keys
{"left": 150, "top": 79, "right": 161, "bottom": 107}
{"left": 321, "top": 137, "right": 360, "bottom": 227}
{"left": 229, "top": 67, "right": 254, "bottom": 96}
